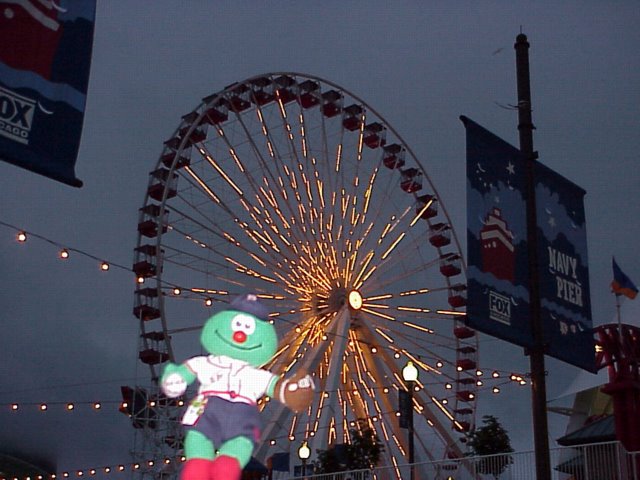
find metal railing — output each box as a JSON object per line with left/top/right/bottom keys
{"left": 282, "top": 441, "right": 640, "bottom": 480}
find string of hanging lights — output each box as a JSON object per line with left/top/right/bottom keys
{"left": 1, "top": 218, "right": 500, "bottom": 369}
{"left": 0, "top": 379, "right": 532, "bottom": 480}
{"left": 0, "top": 220, "right": 129, "bottom": 274}
{"left": 1, "top": 370, "right": 528, "bottom": 415}
{"left": 2, "top": 218, "right": 472, "bottom": 338}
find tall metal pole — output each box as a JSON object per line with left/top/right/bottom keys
{"left": 514, "top": 33, "right": 552, "bottom": 480}
{"left": 408, "top": 381, "right": 415, "bottom": 480}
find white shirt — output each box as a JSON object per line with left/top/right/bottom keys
{"left": 185, "top": 355, "right": 275, "bottom": 405}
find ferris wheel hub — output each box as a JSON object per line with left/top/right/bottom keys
{"left": 347, "top": 290, "right": 363, "bottom": 310}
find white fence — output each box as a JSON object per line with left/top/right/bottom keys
{"left": 284, "top": 442, "right": 640, "bottom": 480}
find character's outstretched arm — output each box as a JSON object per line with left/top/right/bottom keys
{"left": 160, "top": 362, "right": 197, "bottom": 398}
{"left": 269, "top": 370, "right": 315, "bottom": 412}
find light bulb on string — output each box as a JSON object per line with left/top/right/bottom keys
{"left": 17, "top": 231, "right": 27, "bottom": 242}
{"left": 59, "top": 249, "right": 70, "bottom": 259}
{"left": 100, "top": 261, "right": 110, "bottom": 271}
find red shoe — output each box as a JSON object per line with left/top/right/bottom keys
{"left": 180, "top": 458, "right": 213, "bottom": 480}
{"left": 209, "top": 455, "right": 242, "bottom": 480}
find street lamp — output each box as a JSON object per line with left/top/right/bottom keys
{"left": 298, "top": 440, "right": 310, "bottom": 478}
{"left": 402, "top": 361, "right": 419, "bottom": 480}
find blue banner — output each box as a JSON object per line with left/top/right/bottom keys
{"left": 462, "top": 116, "right": 533, "bottom": 349}
{"left": 535, "top": 163, "right": 594, "bottom": 371}
{"left": 0, "top": 1, "right": 96, "bottom": 187}
{"left": 463, "top": 116, "right": 595, "bottom": 372}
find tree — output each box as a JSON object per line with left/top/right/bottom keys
{"left": 314, "top": 419, "right": 384, "bottom": 473}
{"left": 467, "top": 415, "right": 514, "bottom": 479}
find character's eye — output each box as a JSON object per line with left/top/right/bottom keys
{"left": 231, "top": 314, "right": 256, "bottom": 335}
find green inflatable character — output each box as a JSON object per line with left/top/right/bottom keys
{"left": 161, "top": 293, "right": 314, "bottom": 480}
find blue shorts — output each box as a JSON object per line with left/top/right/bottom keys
{"left": 189, "top": 396, "right": 262, "bottom": 447}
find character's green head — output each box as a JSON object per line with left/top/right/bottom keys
{"left": 200, "top": 293, "right": 278, "bottom": 366}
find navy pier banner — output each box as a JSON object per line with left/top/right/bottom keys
{"left": 462, "top": 116, "right": 594, "bottom": 372}
{"left": 0, "top": 1, "right": 96, "bottom": 187}
{"left": 535, "top": 162, "right": 593, "bottom": 371}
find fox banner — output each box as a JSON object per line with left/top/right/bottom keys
{"left": 462, "top": 116, "right": 594, "bottom": 372}
{"left": 0, "top": 1, "right": 96, "bottom": 187}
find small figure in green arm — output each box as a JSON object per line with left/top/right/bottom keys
{"left": 161, "top": 293, "right": 314, "bottom": 480}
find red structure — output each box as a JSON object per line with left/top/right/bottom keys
{"left": 480, "top": 208, "right": 515, "bottom": 282}
{"left": 594, "top": 323, "right": 640, "bottom": 451}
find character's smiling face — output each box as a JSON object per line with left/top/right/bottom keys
{"left": 201, "top": 309, "right": 277, "bottom": 366}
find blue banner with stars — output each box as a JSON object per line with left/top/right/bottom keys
{"left": 463, "top": 116, "right": 534, "bottom": 349}
{"left": 535, "top": 162, "right": 594, "bottom": 371}
{"left": 462, "top": 116, "right": 594, "bottom": 372}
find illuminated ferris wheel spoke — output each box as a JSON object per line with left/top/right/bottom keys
{"left": 202, "top": 126, "right": 318, "bottom": 264}
{"left": 358, "top": 321, "right": 465, "bottom": 452}
{"left": 357, "top": 329, "right": 440, "bottom": 464}
{"left": 256, "top": 310, "right": 344, "bottom": 458}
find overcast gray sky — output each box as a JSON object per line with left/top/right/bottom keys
{"left": 1, "top": 1, "right": 639, "bottom": 477}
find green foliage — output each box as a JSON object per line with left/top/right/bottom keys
{"left": 467, "top": 415, "right": 514, "bottom": 479}
{"left": 314, "top": 419, "right": 384, "bottom": 473}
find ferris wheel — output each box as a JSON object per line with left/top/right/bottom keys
{"left": 130, "top": 73, "right": 478, "bottom": 478}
